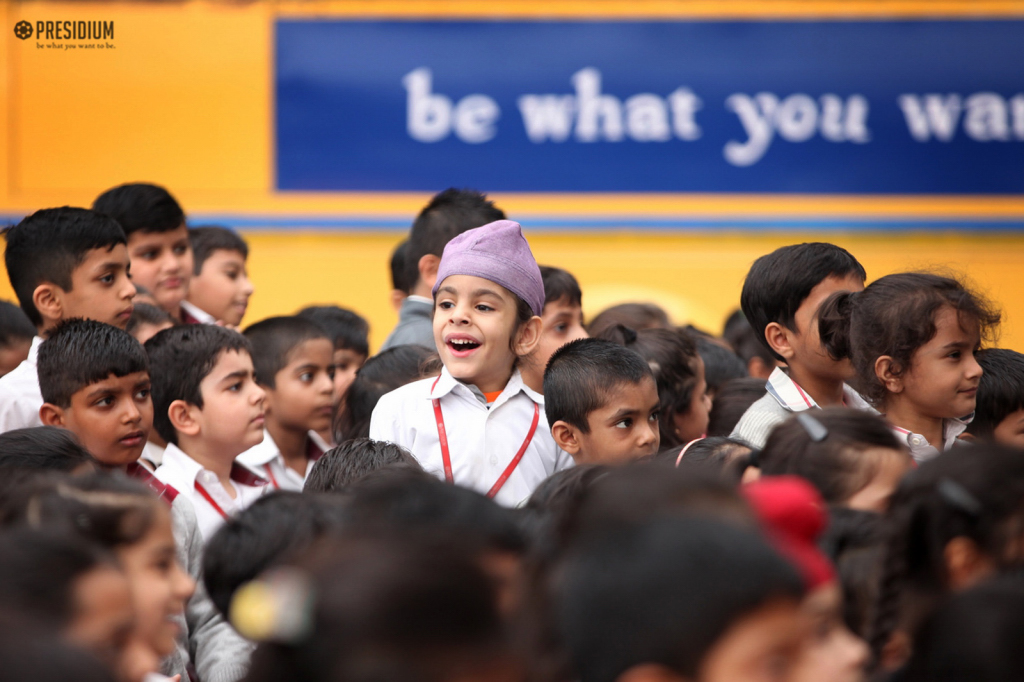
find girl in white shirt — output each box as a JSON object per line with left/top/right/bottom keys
{"left": 370, "top": 220, "right": 574, "bottom": 506}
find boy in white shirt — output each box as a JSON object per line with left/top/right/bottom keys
{"left": 182, "top": 226, "right": 254, "bottom": 327}
{"left": 0, "top": 207, "right": 137, "bottom": 433}
{"left": 147, "top": 324, "right": 268, "bottom": 542}
{"left": 238, "top": 316, "right": 334, "bottom": 491}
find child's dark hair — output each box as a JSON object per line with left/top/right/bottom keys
{"left": 405, "top": 188, "right": 505, "bottom": 289}
{"left": 126, "top": 302, "right": 174, "bottom": 335}
{"left": 869, "top": 444, "right": 1024, "bottom": 663}
{"left": 244, "top": 531, "right": 508, "bottom": 682}
{"left": 741, "top": 242, "right": 866, "bottom": 362}
{"left": 667, "top": 436, "right": 754, "bottom": 483}
{"left": 25, "top": 473, "right": 160, "bottom": 550}
{"left": 968, "top": 348, "right": 1024, "bottom": 440}
{"left": 145, "top": 324, "right": 252, "bottom": 445}
{"left": 539, "top": 265, "right": 583, "bottom": 308}
{"left": 897, "top": 573, "right": 1024, "bottom": 682}
{"left": 693, "top": 335, "right": 747, "bottom": 396}
{"left": 0, "top": 620, "right": 119, "bottom": 682}
{"left": 0, "top": 528, "right": 116, "bottom": 631}
{"left": 0, "top": 299, "right": 36, "bottom": 348}
{"left": 722, "top": 309, "right": 777, "bottom": 374}
{"left": 0, "top": 427, "right": 93, "bottom": 472}
{"left": 389, "top": 239, "right": 411, "bottom": 294}
{"left": 189, "top": 225, "right": 249, "bottom": 274}
{"left": 343, "top": 473, "right": 526, "bottom": 556}
{"left": 759, "top": 408, "right": 907, "bottom": 506}
{"left": 543, "top": 338, "right": 654, "bottom": 434}
{"left": 92, "top": 182, "right": 185, "bottom": 236}
{"left": 4, "top": 207, "right": 127, "bottom": 327}
{"left": 820, "top": 507, "right": 886, "bottom": 638}
{"left": 203, "top": 492, "right": 346, "bottom": 618}
{"left": 556, "top": 515, "right": 804, "bottom": 682}
{"left": 599, "top": 325, "right": 701, "bottom": 451}
{"left": 819, "top": 272, "right": 1000, "bottom": 407}
{"left": 243, "top": 316, "right": 330, "bottom": 389}
{"left": 334, "top": 345, "right": 439, "bottom": 442}
{"left": 706, "top": 377, "right": 767, "bottom": 437}
{"left": 38, "top": 319, "right": 149, "bottom": 408}
{"left": 304, "top": 438, "right": 421, "bottom": 494}
{"left": 587, "top": 302, "right": 670, "bottom": 338}
{"left": 296, "top": 305, "right": 370, "bottom": 357}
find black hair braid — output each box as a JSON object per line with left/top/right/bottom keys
{"left": 868, "top": 515, "right": 909, "bottom": 669}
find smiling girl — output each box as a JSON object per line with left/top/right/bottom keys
{"left": 818, "top": 272, "right": 1001, "bottom": 462}
{"left": 370, "top": 220, "right": 574, "bottom": 506}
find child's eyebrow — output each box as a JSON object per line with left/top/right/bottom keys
{"left": 471, "top": 288, "right": 504, "bottom": 299}
{"left": 219, "top": 370, "right": 250, "bottom": 383}
{"left": 84, "top": 386, "right": 115, "bottom": 400}
{"left": 294, "top": 362, "right": 322, "bottom": 373}
{"left": 608, "top": 407, "right": 640, "bottom": 420}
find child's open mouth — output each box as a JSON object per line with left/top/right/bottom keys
{"left": 446, "top": 336, "right": 482, "bottom": 357}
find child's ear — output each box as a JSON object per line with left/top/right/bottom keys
{"left": 551, "top": 420, "right": 582, "bottom": 456}
{"left": 418, "top": 254, "right": 441, "bottom": 288}
{"left": 875, "top": 356, "right": 903, "bottom": 393}
{"left": 39, "top": 403, "right": 66, "bottom": 427}
{"left": 617, "top": 663, "right": 689, "bottom": 682}
{"left": 32, "top": 283, "right": 63, "bottom": 328}
{"left": 513, "top": 316, "right": 543, "bottom": 357}
{"left": 168, "top": 399, "right": 202, "bottom": 438}
{"left": 763, "top": 322, "right": 795, "bottom": 361}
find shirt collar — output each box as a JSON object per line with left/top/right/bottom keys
{"left": 162, "top": 442, "right": 268, "bottom": 487}
{"left": 180, "top": 300, "right": 216, "bottom": 325}
{"left": 427, "top": 367, "right": 539, "bottom": 407}
{"left": 27, "top": 336, "right": 43, "bottom": 365}
{"left": 764, "top": 367, "right": 868, "bottom": 414}
{"left": 890, "top": 414, "right": 973, "bottom": 461}
{"left": 240, "top": 430, "right": 279, "bottom": 467}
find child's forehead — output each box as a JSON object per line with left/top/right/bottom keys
{"left": 282, "top": 336, "right": 334, "bottom": 365}
{"left": 436, "top": 274, "right": 515, "bottom": 300}
{"left": 209, "top": 347, "right": 254, "bottom": 373}
{"left": 73, "top": 370, "right": 150, "bottom": 397}
{"left": 202, "top": 248, "right": 246, "bottom": 265}
{"left": 589, "top": 377, "right": 659, "bottom": 413}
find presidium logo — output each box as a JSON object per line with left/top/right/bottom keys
{"left": 13, "top": 19, "right": 115, "bottom": 47}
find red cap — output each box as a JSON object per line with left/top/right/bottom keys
{"left": 743, "top": 476, "right": 835, "bottom": 590}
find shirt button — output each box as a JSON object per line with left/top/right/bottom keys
{"left": 910, "top": 436, "right": 923, "bottom": 446}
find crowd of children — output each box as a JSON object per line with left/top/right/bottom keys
{"left": 0, "top": 183, "right": 1023, "bottom": 682}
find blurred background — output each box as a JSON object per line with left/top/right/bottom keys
{"left": 3, "top": 0, "right": 1023, "bottom": 350}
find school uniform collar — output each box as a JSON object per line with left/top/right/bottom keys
{"left": 180, "top": 300, "right": 216, "bottom": 325}
{"left": 428, "top": 367, "right": 541, "bottom": 409}
{"left": 162, "top": 442, "right": 268, "bottom": 487}
{"left": 27, "top": 336, "right": 42, "bottom": 364}
{"left": 890, "top": 414, "right": 973, "bottom": 462}
{"left": 240, "top": 429, "right": 330, "bottom": 468}
{"left": 764, "top": 367, "right": 872, "bottom": 413}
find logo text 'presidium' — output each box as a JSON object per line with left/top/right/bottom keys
{"left": 33, "top": 20, "right": 114, "bottom": 40}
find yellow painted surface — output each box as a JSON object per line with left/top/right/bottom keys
{"left": 2, "top": 2, "right": 1024, "bottom": 351}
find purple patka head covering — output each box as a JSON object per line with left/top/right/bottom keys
{"left": 432, "top": 220, "right": 545, "bottom": 316}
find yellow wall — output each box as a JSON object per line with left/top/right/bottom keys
{"left": 4, "top": 1, "right": 1024, "bottom": 351}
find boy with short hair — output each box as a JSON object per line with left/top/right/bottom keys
{"left": 0, "top": 207, "right": 136, "bottom": 432}
{"left": 147, "top": 324, "right": 268, "bottom": 542}
{"left": 544, "top": 338, "right": 660, "bottom": 464}
{"left": 237, "top": 316, "right": 334, "bottom": 491}
{"left": 731, "top": 242, "right": 869, "bottom": 449}
{"left": 183, "top": 225, "right": 254, "bottom": 326}
{"left": 521, "top": 265, "right": 589, "bottom": 393}
{"left": 967, "top": 348, "right": 1024, "bottom": 449}
{"left": 93, "top": 183, "right": 194, "bottom": 322}
{"left": 381, "top": 188, "right": 506, "bottom": 351}
{"left": 297, "top": 305, "right": 370, "bottom": 444}
{"left": 35, "top": 318, "right": 252, "bottom": 682}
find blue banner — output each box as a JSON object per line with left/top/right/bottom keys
{"left": 275, "top": 20, "right": 1024, "bottom": 194}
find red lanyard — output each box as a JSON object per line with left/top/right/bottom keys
{"left": 264, "top": 465, "right": 280, "bottom": 490}
{"left": 432, "top": 398, "right": 540, "bottom": 499}
{"left": 194, "top": 482, "right": 230, "bottom": 519}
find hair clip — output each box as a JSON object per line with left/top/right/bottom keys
{"left": 796, "top": 413, "right": 829, "bottom": 442}
{"left": 230, "top": 567, "right": 315, "bottom": 644}
{"left": 614, "top": 324, "right": 638, "bottom": 345}
{"left": 938, "top": 478, "right": 982, "bottom": 517}
{"left": 675, "top": 438, "right": 705, "bottom": 467}
{"left": 746, "top": 448, "right": 761, "bottom": 469}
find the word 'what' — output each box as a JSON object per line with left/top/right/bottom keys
{"left": 402, "top": 67, "right": 1024, "bottom": 166}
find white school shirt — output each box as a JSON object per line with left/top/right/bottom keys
{"left": 237, "top": 429, "right": 330, "bottom": 492}
{"left": 180, "top": 300, "right": 216, "bottom": 325}
{"left": 369, "top": 367, "right": 574, "bottom": 507}
{"left": 890, "top": 415, "right": 973, "bottom": 463}
{"left": 154, "top": 443, "right": 268, "bottom": 543}
{"left": 731, "top": 367, "right": 875, "bottom": 448}
{"left": 0, "top": 336, "right": 44, "bottom": 433}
